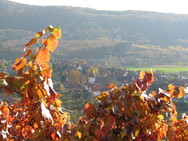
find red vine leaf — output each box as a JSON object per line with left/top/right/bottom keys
{"left": 103, "top": 115, "right": 116, "bottom": 132}
{"left": 83, "top": 103, "right": 97, "bottom": 119}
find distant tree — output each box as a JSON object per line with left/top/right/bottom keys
{"left": 68, "top": 69, "right": 85, "bottom": 88}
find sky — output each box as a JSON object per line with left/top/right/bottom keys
{"left": 9, "top": 0, "right": 188, "bottom": 14}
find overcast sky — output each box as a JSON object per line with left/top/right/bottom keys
{"left": 9, "top": 0, "right": 188, "bottom": 14}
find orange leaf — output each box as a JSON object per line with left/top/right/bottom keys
{"left": 43, "top": 35, "right": 58, "bottom": 52}
{"left": 33, "top": 122, "right": 39, "bottom": 129}
{"left": 143, "top": 70, "right": 154, "bottom": 84}
{"left": 0, "top": 72, "right": 7, "bottom": 79}
{"left": 35, "top": 48, "right": 50, "bottom": 66}
{"left": 50, "top": 131, "right": 60, "bottom": 140}
{"left": 42, "top": 68, "right": 52, "bottom": 78}
{"left": 3, "top": 107, "right": 10, "bottom": 118}
{"left": 108, "top": 83, "right": 116, "bottom": 89}
{"left": 13, "top": 58, "right": 27, "bottom": 71}
{"left": 168, "top": 84, "right": 185, "bottom": 98}
{"left": 22, "top": 49, "right": 32, "bottom": 58}
{"left": 25, "top": 37, "right": 39, "bottom": 49}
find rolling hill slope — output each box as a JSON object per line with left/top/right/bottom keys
{"left": 1, "top": 0, "right": 188, "bottom": 67}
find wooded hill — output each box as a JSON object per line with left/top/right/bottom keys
{"left": 1, "top": 0, "right": 188, "bottom": 67}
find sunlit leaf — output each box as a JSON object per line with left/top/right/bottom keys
{"left": 76, "top": 131, "right": 82, "bottom": 139}
{"left": 35, "top": 48, "right": 50, "bottom": 66}
{"left": 157, "top": 115, "right": 164, "bottom": 121}
{"left": 2, "top": 107, "right": 10, "bottom": 118}
{"left": 42, "top": 68, "right": 52, "bottom": 78}
{"left": 0, "top": 72, "right": 7, "bottom": 79}
{"left": 52, "top": 26, "right": 62, "bottom": 39}
{"left": 168, "top": 84, "right": 185, "bottom": 99}
{"left": 43, "top": 35, "right": 58, "bottom": 52}
{"left": 96, "top": 91, "right": 109, "bottom": 101}
{"left": 107, "top": 83, "right": 116, "bottom": 89}
{"left": 21, "top": 49, "right": 32, "bottom": 58}
{"left": 139, "top": 71, "right": 145, "bottom": 80}
{"left": 33, "top": 122, "right": 39, "bottom": 129}
{"left": 25, "top": 37, "right": 39, "bottom": 49}
{"left": 13, "top": 58, "right": 27, "bottom": 71}
{"left": 177, "top": 86, "right": 185, "bottom": 99}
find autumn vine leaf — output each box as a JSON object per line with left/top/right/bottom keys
{"left": 0, "top": 25, "right": 72, "bottom": 141}
{"left": 25, "top": 37, "right": 39, "bottom": 49}
{"left": 77, "top": 69, "right": 188, "bottom": 141}
{"left": 83, "top": 103, "right": 97, "bottom": 119}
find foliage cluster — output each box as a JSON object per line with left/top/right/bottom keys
{"left": 0, "top": 26, "right": 72, "bottom": 140}
{"left": 0, "top": 26, "right": 188, "bottom": 140}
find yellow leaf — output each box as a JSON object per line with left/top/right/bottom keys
{"left": 96, "top": 91, "right": 109, "bottom": 101}
{"left": 135, "top": 128, "right": 140, "bottom": 137}
{"left": 157, "top": 115, "right": 164, "bottom": 121}
{"left": 55, "top": 99, "right": 62, "bottom": 107}
{"left": 139, "top": 71, "right": 145, "bottom": 79}
{"left": 76, "top": 131, "right": 82, "bottom": 139}
{"left": 52, "top": 26, "right": 62, "bottom": 39}
{"left": 177, "top": 86, "right": 185, "bottom": 99}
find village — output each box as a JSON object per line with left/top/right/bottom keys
{"left": 52, "top": 61, "right": 188, "bottom": 103}
{"left": 0, "top": 61, "right": 188, "bottom": 104}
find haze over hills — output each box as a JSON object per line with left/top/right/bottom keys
{"left": 1, "top": 0, "right": 188, "bottom": 67}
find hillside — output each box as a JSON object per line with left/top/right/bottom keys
{"left": 1, "top": 0, "right": 188, "bottom": 67}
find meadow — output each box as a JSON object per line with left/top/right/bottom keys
{"left": 128, "top": 66, "right": 188, "bottom": 73}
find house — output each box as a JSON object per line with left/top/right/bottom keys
{"left": 88, "top": 70, "right": 96, "bottom": 85}
{"left": 155, "top": 74, "right": 169, "bottom": 84}
{"left": 85, "top": 84, "right": 104, "bottom": 96}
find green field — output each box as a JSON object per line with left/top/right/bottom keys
{"left": 128, "top": 67, "right": 188, "bottom": 73}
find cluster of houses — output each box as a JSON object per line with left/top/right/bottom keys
{"left": 53, "top": 62, "right": 188, "bottom": 101}
{"left": 1, "top": 61, "right": 188, "bottom": 103}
